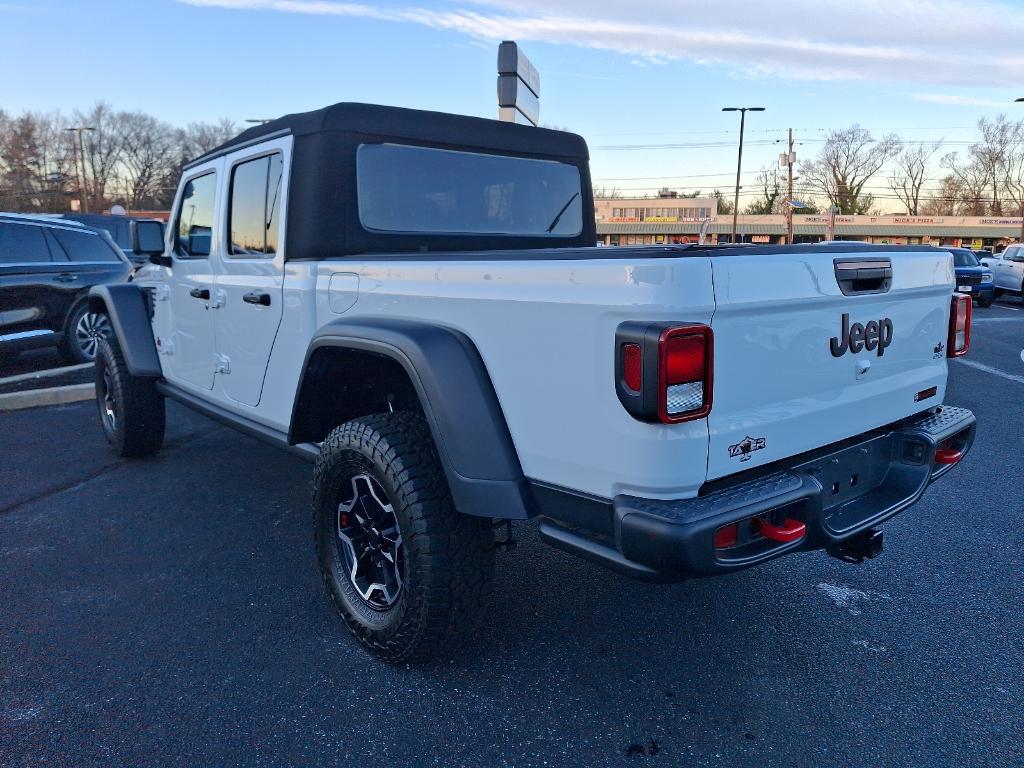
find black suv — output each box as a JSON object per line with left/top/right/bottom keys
{"left": 0, "top": 214, "right": 133, "bottom": 364}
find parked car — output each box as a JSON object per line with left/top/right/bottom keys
{"left": 90, "top": 102, "right": 974, "bottom": 661}
{"left": 0, "top": 213, "right": 132, "bottom": 363}
{"left": 945, "top": 247, "right": 993, "bottom": 307}
{"left": 61, "top": 213, "right": 163, "bottom": 268}
{"left": 979, "top": 243, "right": 1024, "bottom": 302}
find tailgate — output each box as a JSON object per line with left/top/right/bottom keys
{"left": 706, "top": 248, "right": 953, "bottom": 481}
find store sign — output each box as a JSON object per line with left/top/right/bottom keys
{"left": 497, "top": 41, "right": 539, "bottom": 126}
{"left": 972, "top": 239, "right": 984, "bottom": 249}
{"left": 980, "top": 218, "right": 1023, "bottom": 225}
{"left": 607, "top": 217, "right": 641, "bottom": 223}
{"left": 894, "top": 217, "right": 942, "bottom": 224}
{"left": 643, "top": 216, "right": 678, "bottom": 223}
{"left": 751, "top": 235, "right": 771, "bottom": 243}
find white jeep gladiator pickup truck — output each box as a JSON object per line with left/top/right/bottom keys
{"left": 89, "top": 102, "right": 976, "bottom": 662}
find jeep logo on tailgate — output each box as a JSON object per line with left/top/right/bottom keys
{"left": 829, "top": 313, "right": 894, "bottom": 357}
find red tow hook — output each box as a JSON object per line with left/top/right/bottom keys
{"left": 934, "top": 447, "right": 963, "bottom": 465}
{"left": 755, "top": 517, "right": 806, "bottom": 543}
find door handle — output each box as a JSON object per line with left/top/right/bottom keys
{"left": 189, "top": 287, "right": 210, "bottom": 300}
{"left": 53, "top": 273, "right": 78, "bottom": 283}
{"left": 242, "top": 291, "right": 271, "bottom": 306}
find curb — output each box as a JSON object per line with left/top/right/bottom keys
{"left": 0, "top": 383, "right": 95, "bottom": 412}
{"left": 0, "top": 362, "right": 92, "bottom": 387}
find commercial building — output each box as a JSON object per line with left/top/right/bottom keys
{"left": 597, "top": 205, "right": 1024, "bottom": 249}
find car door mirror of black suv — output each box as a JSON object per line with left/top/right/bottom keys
{"left": 131, "top": 220, "right": 171, "bottom": 267}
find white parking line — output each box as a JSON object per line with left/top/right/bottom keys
{"left": 955, "top": 358, "right": 1024, "bottom": 385}
{"left": 971, "top": 318, "right": 1023, "bottom": 323}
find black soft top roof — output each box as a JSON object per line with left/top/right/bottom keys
{"left": 189, "top": 102, "right": 590, "bottom": 169}
{"left": 187, "top": 101, "right": 595, "bottom": 259}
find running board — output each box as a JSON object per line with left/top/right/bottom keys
{"left": 156, "top": 382, "right": 320, "bottom": 462}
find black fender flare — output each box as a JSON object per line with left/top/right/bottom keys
{"left": 291, "top": 318, "right": 534, "bottom": 520}
{"left": 87, "top": 284, "right": 161, "bottom": 377}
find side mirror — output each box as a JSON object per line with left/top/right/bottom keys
{"left": 188, "top": 232, "right": 212, "bottom": 257}
{"left": 131, "top": 220, "right": 171, "bottom": 267}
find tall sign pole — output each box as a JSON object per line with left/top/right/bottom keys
{"left": 497, "top": 41, "right": 540, "bottom": 126}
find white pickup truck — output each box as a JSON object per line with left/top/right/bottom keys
{"left": 89, "top": 102, "right": 976, "bottom": 661}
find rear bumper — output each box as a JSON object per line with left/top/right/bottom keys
{"left": 540, "top": 406, "right": 975, "bottom": 582}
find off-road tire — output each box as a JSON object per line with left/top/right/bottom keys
{"left": 95, "top": 336, "right": 165, "bottom": 458}
{"left": 313, "top": 412, "right": 495, "bottom": 662}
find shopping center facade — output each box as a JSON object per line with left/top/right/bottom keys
{"left": 595, "top": 198, "right": 1024, "bottom": 248}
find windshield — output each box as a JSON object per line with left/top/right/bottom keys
{"left": 952, "top": 250, "right": 979, "bottom": 267}
{"left": 356, "top": 143, "right": 583, "bottom": 237}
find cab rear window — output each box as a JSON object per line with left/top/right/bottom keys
{"left": 356, "top": 143, "right": 583, "bottom": 237}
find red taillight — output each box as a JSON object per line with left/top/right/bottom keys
{"left": 934, "top": 447, "right": 963, "bottom": 465}
{"left": 622, "top": 343, "right": 642, "bottom": 392}
{"left": 947, "top": 293, "right": 971, "bottom": 357}
{"left": 658, "top": 326, "right": 713, "bottom": 423}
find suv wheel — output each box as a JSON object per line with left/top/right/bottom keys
{"left": 95, "top": 336, "right": 166, "bottom": 457}
{"left": 62, "top": 303, "right": 112, "bottom": 363}
{"left": 313, "top": 413, "right": 495, "bottom": 662}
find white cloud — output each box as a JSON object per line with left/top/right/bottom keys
{"left": 179, "top": 0, "right": 1024, "bottom": 87}
{"left": 911, "top": 93, "right": 1009, "bottom": 109}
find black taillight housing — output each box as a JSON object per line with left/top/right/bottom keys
{"left": 947, "top": 293, "right": 971, "bottom": 357}
{"left": 615, "top": 321, "right": 713, "bottom": 424}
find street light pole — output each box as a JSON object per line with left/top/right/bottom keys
{"left": 64, "top": 126, "right": 95, "bottom": 214}
{"left": 722, "top": 106, "right": 765, "bottom": 244}
{"left": 1015, "top": 99, "right": 1024, "bottom": 242}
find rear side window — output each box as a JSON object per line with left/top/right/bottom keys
{"left": 228, "top": 153, "right": 283, "bottom": 257}
{"left": 0, "top": 222, "right": 52, "bottom": 263}
{"left": 50, "top": 228, "right": 121, "bottom": 262}
{"left": 356, "top": 143, "right": 583, "bottom": 237}
{"left": 175, "top": 172, "right": 217, "bottom": 258}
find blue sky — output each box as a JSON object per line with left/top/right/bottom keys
{"left": 3, "top": 0, "right": 1024, "bottom": 206}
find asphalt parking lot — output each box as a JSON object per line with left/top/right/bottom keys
{"left": 2, "top": 301, "right": 1023, "bottom": 768}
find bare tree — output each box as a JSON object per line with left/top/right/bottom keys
{"left": 744, "top": 166, "right": 783, "bottom": 215}
{"left": 941, "top": 152, "right": 989, "bottom": 215}
{"left": 888, "top": 142, "right": 941, "bottom": 216}
{"left": 1001, "top": 122, "right": 1024, "bottom": 218}
{"left": 800, "top": 125, "right": 902, "bottom": 214}
{"left": 973, "top": 115, "right": 1015, "bottom": 215}
{"left": 116, "top": 112, "right": 177, "bottom": 209}
{"left": 72, "top": 102, "right": 127, "bottom": 211}
{"left": 592, "top": 186, "right": 622, "bottom": 199}
{"left": 921, "top": 175, "right": 964, "bottom": 216}
{"left": 179, "top": 118, "right": 240, "bottom": 161}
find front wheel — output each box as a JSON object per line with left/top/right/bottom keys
{"left": 95, "top": 336, "right": 165, "bottom": 457}
{"left": 978, "top": 293, "right": 994, "bottom": 308}
{"left": 313, "top": 413, "right": 494, "bottom": 662}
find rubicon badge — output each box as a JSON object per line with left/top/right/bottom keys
{"left": 729, "top": 436, "right": 766, "bottom": 462}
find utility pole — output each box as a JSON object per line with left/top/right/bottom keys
{"left": 786, "top": 128, "right": 794, "bottom": 245}
{"left": 64, "top": 126, "right": 95, "bottom": 214}
{"left": 722, "top": 106, "right": 765, "bottom": 244}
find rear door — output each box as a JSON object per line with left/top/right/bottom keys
{"left": 706, "top": 247, "right": 953, "bottom": 481}
{"left": 0, "top": 221, "right": 68, "bottom": 346}
{"left": 212, "top": 139, "right": 288, "bottom": 407}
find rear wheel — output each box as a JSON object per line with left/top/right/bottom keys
{"left": 95, "top": 336, "right": 165, "bottom": 457}
{"left": 313, "top": 412, "right": 494, "bottom": 662}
